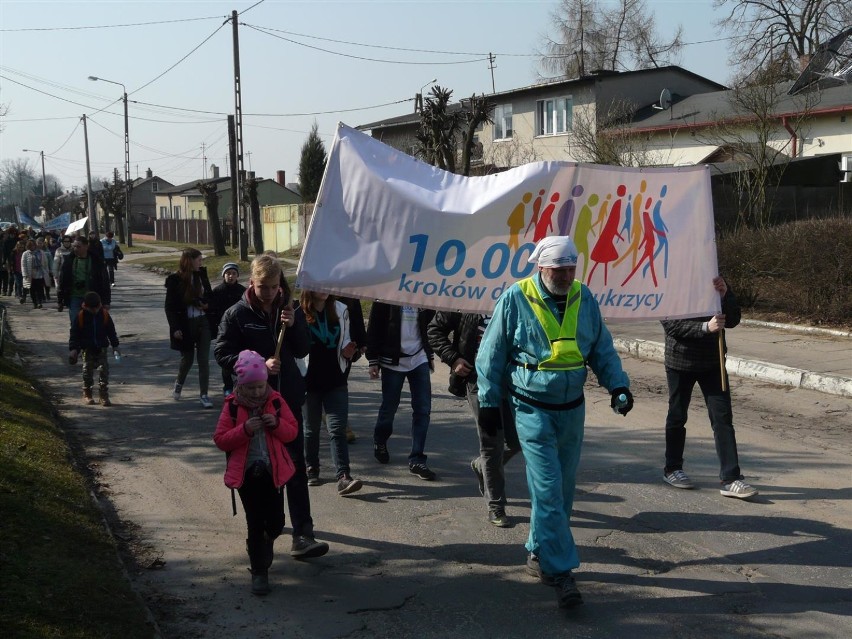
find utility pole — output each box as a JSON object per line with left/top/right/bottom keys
{"left": 201, "top": 142, "right": 207, "bottom": 179}
{"left": 488, "top": 53, "right": 497, "bottom": 94}
{"left": 228, "top": 115, "right": 239, "bottom": 250}
{"left": 231, "top": 9, "right": 248, "bottom": 261}
{"left": 122, "top": 88, "right": 132, "bottom": 246}
{"left": 82, "top": 114, "right": 98, "bottom": 231}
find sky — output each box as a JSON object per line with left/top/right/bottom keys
{"left": 0, "top": 0, "right": 730, "bottom": 197}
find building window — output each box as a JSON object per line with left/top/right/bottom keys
{"left": 152, "top": 181, "right": 158, "bottom": 192}
{"left": 493, "top": 104, "right": 513, "bottom": 140}
{"left": 159, "top": 206, "right": 167, "bottom": 219}
{"left": 174, "top": 205, "right": 182, "bottom": 219}
{"left": 536, "top": 96, "right": 572, "bottom": 136}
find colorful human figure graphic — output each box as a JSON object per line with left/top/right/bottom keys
{"left": 643, "top": 185, "right": 669, "bottom": 279}
{"left": 614, "top": 179, "right": 647, "bottom": 270}
{"left": 587, "top": 193, "right": 625, "bottom": 286}
{"left": 507, "top": 192, "right": 532, "bottom": 250}
{"left": 621, "top": 200, "right": 664, "bottom": 287}
{"left": 524, "top": 189, "right": 546, "bottom": 237}
{"left": 574, "top": 193, "right": 598, "bottom": 281}
{"left": 534, "top": 192, "right": 561, "bottom": 242}
{"left": 557, "top": 184, "right": 584, "bottom": 236}
{"left": 591, "top": 192, "right": 611, "bottom": 236}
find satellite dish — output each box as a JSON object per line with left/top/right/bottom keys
{"left": 659, "top": 88, "right": 672, "bottom": 110}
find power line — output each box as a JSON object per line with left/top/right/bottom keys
{"left": 129, "top": 96, "right": 414, "bottom": 117}
{"left": 131, "top": 18, "right": 230, "bottom": 95}
{"left": 239, "top": 0, "right": 267, "bottom": 16}
{"left": 244, "top": 24, "right": 490, "bottom": 66}
{"left": 48, "top": 120, "right": 82, "bottom": 156}
{"left": 0, "top": 15, "right": 224, "bottom": 33}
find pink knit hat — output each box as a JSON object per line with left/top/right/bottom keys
{"left": 234, "top": 350, "right": 268, "bottom": 385}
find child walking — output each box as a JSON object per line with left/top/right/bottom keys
{"left": 213, "top": 350, "right": 298, "bottom": 596}
{"left": 68, "top": 291, "right": 120, "bottom": 406}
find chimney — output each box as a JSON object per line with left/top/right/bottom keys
{"left": 247, "top": 170, "right": 256, "bottom": 180}
{"left": 211, "top": 164, "right": 220, "bottom": 179}
{"left": 276, "top": 170, "right": 286, "bottom": 185}
{"left": 146, "top": 168, "right": 153, "bottom": 179}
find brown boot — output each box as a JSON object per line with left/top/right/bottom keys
{"left": 83, "top": 388, "right": 95, "bottom": 405}
{"left": 99, "top": 387, "right": 112, "bottom": 407}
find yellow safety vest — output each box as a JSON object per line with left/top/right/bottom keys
{"left": 517, "top": 278, "right": 585, "bottom": 371}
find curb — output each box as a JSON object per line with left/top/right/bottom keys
{"left": 613, "top": 337, "right": 852, "bottom": 399}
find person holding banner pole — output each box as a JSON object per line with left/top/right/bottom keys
{"left": 475, "top": 235, "right": 633, "bottom": 609}
{"left": 214, "top": 254, "right": 330, "bottom": 560}
{"left": 661, "top": 276, "right": 758, "bottom": 500}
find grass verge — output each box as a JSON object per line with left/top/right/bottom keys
{"left": 0, "top": 343, "right": 155, "bottom": 638}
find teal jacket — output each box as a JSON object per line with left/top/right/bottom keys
{"left": 476, "top": 273, "right": 628, "bottom": 408}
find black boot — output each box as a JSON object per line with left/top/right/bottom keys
{"left": 246, "top": 536, "right": 271, "bottom": 594}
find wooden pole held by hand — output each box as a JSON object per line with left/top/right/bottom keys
{"left": 718, "top": 329, "right": 727, "bottom": 392}
{"left": 273, "top": 302, "right": 291, "bottom": 360}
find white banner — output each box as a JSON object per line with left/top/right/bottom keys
{"left": 65, "top": 216, "right": 88, "bottom": 235}
{"left": 297, "top": 123, "right": 721, "bottom": 321}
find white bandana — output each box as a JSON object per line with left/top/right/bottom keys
{"left": 527, "top": 236, "right": 579, "bottom": 267}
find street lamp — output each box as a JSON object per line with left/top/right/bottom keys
{"left": 415, "top": 78, "right": 437, "bottom": 113}
{"left": 21, "top": 149, "right": 46, "bottom": 197}
{"left": 88, "top": 75, "right": 132, "bottom": 246}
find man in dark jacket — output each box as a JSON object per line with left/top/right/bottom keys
{"left": 366, "top": 302, "right": 437, "bottom": 480}
{"left": 214, "top": 254, "right": 329, "bottom": 560}
{"left": 661, "top": 275, "right": 758, "bottom": 499}
{"left": 58, "top": 235, "right": 111, "bottom": 324}
{"left": 428, "top": 311, "right": 521, "bottom": 526}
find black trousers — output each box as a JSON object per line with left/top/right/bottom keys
{"left": 283, "top": 409, "right": 314, "bottom": 538}
{"left": 238, "top": 464, "right": 285, "bottom": 571}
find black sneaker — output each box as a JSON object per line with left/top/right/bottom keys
{"left": 306, "top": 467, "right": 320, "bottom": 486}
{"left": 374, "top": 442, "right": 389, "bottom": 464}
{"left": 470, "top": 458, "right": 485, "bottom": 496}
{"left": 290, "top": 535, "right": 329, "bottom": 560}
{"left": 525, "top": 553, "right": 555, "bottom": 586}
{"left": 409, "top": 462, "right": 436, "bottom": 481}
{"left": 488, "top": 508, "right": 510, "bottom": 528}
{"left": 337, "top": 475, "right": 363, "bottom": 496}
{"left": 554, "top": 571, "right": 583, "bottom": 608}
{"left": 250, "top": 570, "right": 270, "bottom": 596}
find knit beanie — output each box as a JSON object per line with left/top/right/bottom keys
{"left": 222, "top": 262, "right": 239, "bottom": 278}
{"left": 234, "top": 350, "right": 268, "bottom": 385}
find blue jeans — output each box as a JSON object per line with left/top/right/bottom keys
{"left": 664, "top": 367, "right": 742, "bottom": 482}
{"left": 304, "top": 385, "right": 351, "bottom": 479}
{"left": 68, "top": 296, "right": 84, "bottom": 325}
{"left": 374, "top": 362, "right": 431, "bottom": 464}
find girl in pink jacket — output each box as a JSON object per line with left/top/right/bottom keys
{"left": 213, "top": 349, "right": 297, "bottom": 596}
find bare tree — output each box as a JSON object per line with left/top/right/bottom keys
{"left": 96, "top": 170, "right": 130, "bottom": 239}
{"left": 196, "top": 181, "right": 227, "bottom": 256}
{"left": 0, "top": 159, "right": 37, "bottom": 208}
{"left": 567, "top": 99, "right": 664, "bottom": 166}
{"left": 243, "top": 176, "right": 263, "bottom": 255}
{"left": 415, "top": 86, "right": 494, "bottom": 176}
{"left": 540, "top": 0, "right": 683, "bottom": 78}
{"left": 715, "top": 0, "right": 848, "bottom": 80}
{"left": 697, "top": 74, "right": 819, "bottom": 229}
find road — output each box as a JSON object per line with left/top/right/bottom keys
{"left": 5, "top": 262, "right": 851, "bottom": 639}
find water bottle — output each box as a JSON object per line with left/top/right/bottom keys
{"left": 612, "top": 393, "right": 628, "bottom": 414}
{"left": 114, "top": 351, "right": 122, "bottom": 364}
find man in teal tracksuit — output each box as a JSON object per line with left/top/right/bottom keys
{"left": 476, "top": 235, "right": 633, "bottom": 609}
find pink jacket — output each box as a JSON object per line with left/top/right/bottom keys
{"left": 213, "top": 391, "right": 297, "bottom": 489}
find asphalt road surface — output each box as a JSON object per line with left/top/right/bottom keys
{"left": 5, "top": 262, "right": 851, "bottom": 639}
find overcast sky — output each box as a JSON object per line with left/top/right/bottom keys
{"left": 0, "top": 0, "right": 728, "bottom": 194}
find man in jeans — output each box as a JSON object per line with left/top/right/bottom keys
{"left": 367, "top": 303, "right": 436, "bottom": 480}
{"left": 58, "top": 235, "right": 110, "bottom": 324}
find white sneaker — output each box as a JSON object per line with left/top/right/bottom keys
{"left": 720, "top": 479, "right": 758, "bottom": 499}
{"left": 172, "top": 383, "right": 182, "bottom": 400}
{"left": 199, "top": 395, "right": 213, "bottom": 409}
{"left": 663, "top": 469, "right": 694, "bottom": 489}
